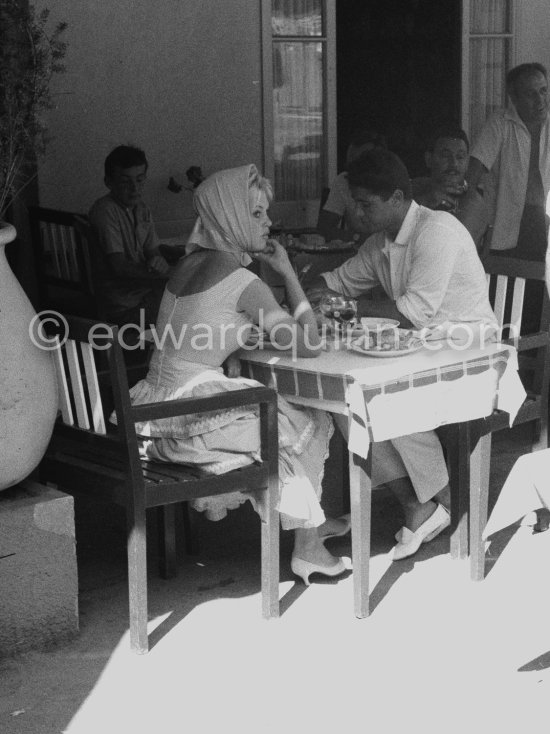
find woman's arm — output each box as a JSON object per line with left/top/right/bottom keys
{"left": 239, "top": 241, "right": 322, "bottom": 357}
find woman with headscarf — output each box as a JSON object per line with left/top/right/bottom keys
{"left": 124, "top": 165, "right": 350, "bottom": 583}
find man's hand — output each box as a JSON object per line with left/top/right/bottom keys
{"left": 147, "top": 255, "right": 171, "bottom": 276}
{"left": 223, "top": 354, "right": 241, "bottom": 378}
{"left": 304, "top": 283, "right": 340, "bottom": 310}
{"left": 357, "top": 295, "right": 414, "bottom": 328}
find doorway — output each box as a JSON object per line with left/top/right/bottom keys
{"left": 336, "top": 0, "right": 462, "bottom": 177}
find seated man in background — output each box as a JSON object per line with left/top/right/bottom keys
{"left": 89, "top": 145, "right": 170, "bottom": 328}
{"left": 317, "top": 128, "right": 386, "bottom": 246}
{"left": 412, "top": 125, "right": 493, "bottom": 257}
{"left": 307, "top": 148, "right": 497, "bottom": 560}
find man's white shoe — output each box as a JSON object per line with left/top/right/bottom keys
{"left": 392, "top": 504, "right": 450, "bottom": 561}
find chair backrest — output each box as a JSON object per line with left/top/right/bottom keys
{"left": 484, "top": 254, "right": 550, "bottom": 399}
{"left": 484, "top": 255, "right": 550, "bottom": 339}
{"left": 46, "top": 314, "right": 146, "bottom": 459}
{"left": 29, "top": 206, "right": 98, "bottom": 318}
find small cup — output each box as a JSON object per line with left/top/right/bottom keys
{"left": 360, "top": 317, "right": 400, "bottom": 348}
{"left": 360, "top": 317, "right": 400, "bottom": 334}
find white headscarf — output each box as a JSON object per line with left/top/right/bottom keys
{"left": 186, "top": 164, "right": 265, "bottom": 267}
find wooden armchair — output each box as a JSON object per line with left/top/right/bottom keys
{"left": 444, "top": 255, "right": 550, "bottom": 580}
{"left": 39, "top": 315, "right": 280, "bottom": 653}
{"left": 29, "top": 206, "right": 98, "bottom": 318}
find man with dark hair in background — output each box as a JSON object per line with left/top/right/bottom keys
{"left": 317, "top": 128, "right": 387, "bottom": 245}
{"left": 89, "top": 144, "right": 170, "bottom": 328}
{"left": 413, "top": 124, "right": 492, "bottom": 255}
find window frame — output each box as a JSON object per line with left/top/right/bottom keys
{"left": 461, "top": 0, "right": 517, "bottom": 139}
{"left": 260, "top": 0, "right": 336, "bottom": 227}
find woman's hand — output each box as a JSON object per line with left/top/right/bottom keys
{"left": 251, "top": 239, "right": 294, "bottom": 277}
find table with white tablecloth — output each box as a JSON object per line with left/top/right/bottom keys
{"left": 239, "top": 338, "right": 526, "bottom": 616}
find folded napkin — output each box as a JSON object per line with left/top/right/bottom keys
{"left": 483, "top": 448, "right": 550, "bottom": 538}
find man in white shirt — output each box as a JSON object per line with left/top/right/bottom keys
{"left": 468, "top": 63, "right": 550, "bottom": 262}
{"left": 307, "top": 148, "right": 497, "bottom": 560}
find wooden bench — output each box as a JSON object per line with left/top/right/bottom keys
{"left": 39, "top": 315, "right": 280, "bottom": 653}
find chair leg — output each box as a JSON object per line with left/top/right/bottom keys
{"left": 341, "top": 432, "right": 351, "bottom": 514}
{"left": 448, "top": 423, "right": 471, "bottom": 560}
{"left": 350, "top": 449, "right": 371, "bottom": 618}
{"left": 469, "top": 433, "right": 492, "bottom": 581}
{"left": 181, "top": 502, "right": 199, "bottom": 556}
{"left": 127, "top": 506, "right": 149, "bottom": 654}
{"left": 157, "top": 505, "right": 177, "bottom": 579}
{"left": 261, "top": 476, "right": 280, "bottom": 619}
{"left": 532, "top": 417, "right": 549, "bottom": 452}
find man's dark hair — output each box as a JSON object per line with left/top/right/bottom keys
{"left": 104, "top": 145, "right": 148, "bottom": 179}
{"left": 506, "top": 63, "right": 547, "bottom": 94}
{"left": 426, "top": 125, "right": 469, "bottom": 152}
{"left": 347, "top": 148, "right": 412, "bottom": 200}
{"left": 348, "top": 127, "right": 387, "bottom": 150}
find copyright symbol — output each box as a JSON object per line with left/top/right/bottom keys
{"left": 29, "top": 311, "right": 69, "bottom": 351}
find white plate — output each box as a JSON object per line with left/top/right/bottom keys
{"left": 349, "top": 335, "right": 424, "bottom": 358}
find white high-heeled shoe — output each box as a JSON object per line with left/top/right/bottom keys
{"left": 291, "top": 554, "right": 352, "bottom": 586}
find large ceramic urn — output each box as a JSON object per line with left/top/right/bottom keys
{"left": 0, "top": 222, "right": 58, "bottom": 490}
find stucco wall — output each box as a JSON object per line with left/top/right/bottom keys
{"left": 36, "top": 0, "right": 263, "bottom": 237}
{"left": 516, "top": 0, "right": 550, "bottom": 72}
{"left": 35, "top": 1, "right": 550, "bottom": 238}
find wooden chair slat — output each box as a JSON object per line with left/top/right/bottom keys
{"left": 80, "top": 341, "right": 106, "bottom": 434}
{"left": 60, "top": 225, "right": 79, "bottom": 282}
{"left": 493, "top": 274, "right": 507, "bottom": 328}
{"left": 53, "top": 222, "right": 72, "bottom": 280}
{"left": 510, "top": 276, "right": 525, "bottom": 338}
{"left": 57, "top": 225, "right": 70, "bottom": 280}
{"left": 51, "top": 336, "right": 74, "bottom": 425}
{"left": 45, "top": 222, "right": 62, "bottom": 278}
{"left": 65, "top": 338, "right": 90, "bottom": 430}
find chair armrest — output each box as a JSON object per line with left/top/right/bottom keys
{"left": 505, "top": 331, "right": 550, "bottom": 351}
{"left": 130, "top": 386, "right": 277, "bottom": 423}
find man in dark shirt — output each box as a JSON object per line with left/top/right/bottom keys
{"left": 412, "top": 125, "right": 492, "bottom": 257}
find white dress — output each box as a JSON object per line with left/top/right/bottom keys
{"left": 120, "top": 268, "right": 334, "bottom": 530}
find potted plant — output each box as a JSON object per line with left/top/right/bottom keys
{"left": 0, "top": 1, "right": 67, "bottom": 490}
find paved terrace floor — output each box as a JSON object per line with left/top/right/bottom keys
{"left": 1, "top": 424, "right": 549, "bottom": 734}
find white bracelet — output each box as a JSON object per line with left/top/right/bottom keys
{"left": 293, "top": 300, "right": 312, "bottom": 320}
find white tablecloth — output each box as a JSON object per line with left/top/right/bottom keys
{"left": 239, "top": 341, "right": 527, "bottom": 459}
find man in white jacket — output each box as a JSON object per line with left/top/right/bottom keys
{"left": 468, "top": 63, "right": 550, "bottom": 263}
